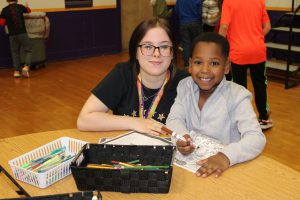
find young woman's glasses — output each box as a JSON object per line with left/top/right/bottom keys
{"left": 138, "top": 44, "right": 173, "bottom": 57}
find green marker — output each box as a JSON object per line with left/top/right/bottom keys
{"left": 123, "top": 165, "right": 169, "bottom": 170}
{"left": 127, "top": 159, "right": 140, "bottom": 164}
{"left": 21, "top": 146, "right": 66, "bottom": 169}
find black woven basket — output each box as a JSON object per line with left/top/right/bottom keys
{"left": 70, "top": 143, "right": 176, "bottom": 193}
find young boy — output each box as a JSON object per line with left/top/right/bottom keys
{"left": 166, "top": 33, "right": 266, "bottom": 178}
{"left": 0, "top": 0, "right": 31, "bottom": 78}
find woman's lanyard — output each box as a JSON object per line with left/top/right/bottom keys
{"left": 137, "top": 71, "right": 170, "bottom": 119}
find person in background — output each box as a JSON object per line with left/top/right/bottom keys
{"left": 151, "top": 0, "right": 172, "bottom": 18}
{"left": 174, "top": 0, "right": 203, "bottom": 69}
{"left": 219, "top": 0, "right": 272, "bottom": 130}
{"left": 166, "top": 33, "right": 266, "bottom": 178}
{"left": 0, "top": 0, "right": 32, "bottom": 78}
{"left": 202, "top": 0, "right": 221, "bottom": 32}
{"left": 77, "top": 17, "right": 189, "bottom": 136}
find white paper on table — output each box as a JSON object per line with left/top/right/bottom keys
{"left": 174, "top": 131, "right": 225, "bottom": 173}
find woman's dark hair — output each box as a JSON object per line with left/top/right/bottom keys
{"left": 129, "top": 17, "right": 177, "bottom": 81}
{"left": 191, "top": 32, "right": 230, "bottom": 58}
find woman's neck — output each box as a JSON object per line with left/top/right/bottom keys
{"left": 139, "top": 71, "right": 168, "bottom": 89}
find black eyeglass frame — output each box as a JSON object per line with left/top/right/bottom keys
{"left": 138, "top": 44, "right": 174, "bottom": 57}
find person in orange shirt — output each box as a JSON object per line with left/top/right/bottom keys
{"left": 219, "top": 0, "right": 272, "bottom": 130}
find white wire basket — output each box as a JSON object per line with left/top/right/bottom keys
{"left": 8, "top": 137, "right": 87, "bottom": 188}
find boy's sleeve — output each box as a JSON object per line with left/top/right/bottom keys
{"left": 26, "top": 6, "right": 31, "bottom": 13}
{"left": 166, "top": 79, "right": 190, "bottom": 136}
{"left": 220, "top": 0, "right": 231, "bottom": 25}
{"left": 220, "top": 90, "right": 266, "bottom": 166}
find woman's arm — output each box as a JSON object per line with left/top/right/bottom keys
{"left": 77, "top": 94, "right": 164, "bottom": 135}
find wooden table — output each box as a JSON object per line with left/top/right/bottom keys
{"left": 0, "top": 129, "right": 299, "bottom": 200}
{"left": 0, "top": 172, "right": 20, "bottom": 199}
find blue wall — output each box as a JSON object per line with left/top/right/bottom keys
{"left": 0, "top": 2, "right": 121, "bottom": 68}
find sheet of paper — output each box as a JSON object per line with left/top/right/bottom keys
{"left": 99, "top": 131, "right": 172, "bottom": 146}
{"left": 174, "top": 131, "right": 225, "bottom": 173}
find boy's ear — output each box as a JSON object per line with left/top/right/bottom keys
{"left": 224, "top": 58, "right": 231, "bottom": 74}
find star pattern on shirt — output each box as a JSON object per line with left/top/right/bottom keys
{"left": 157, "top": 113, "right": 165, "bottom": 121}
{"left": 131, "top": 110, "right": 137, "bottom": 117}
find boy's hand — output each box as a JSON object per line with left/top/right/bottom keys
{"left": 196, "top": 152, "right": 230, "bottom": 178}
{"left": 176, "top": 134, "right": 196, "bottom": 155}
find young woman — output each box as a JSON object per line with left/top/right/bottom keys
{"left": 77, "top": 17, "right": 188, "bottom": 135}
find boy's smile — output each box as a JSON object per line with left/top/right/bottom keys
{"left": 189, "top": 42, "right": 230, "bottom": 95}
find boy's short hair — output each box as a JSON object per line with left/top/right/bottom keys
{"left": 191, "top": 32, "right": 230, "bottom": 58}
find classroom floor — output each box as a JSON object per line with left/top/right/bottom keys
{"left": 0, "top": 52, "right": 299, "bottom": 172}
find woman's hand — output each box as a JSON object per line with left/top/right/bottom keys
{"left": 196, "top": 152, "right": 230, "bottom": 178}
{"left": 176, "top": 134, "right": 196, "bottom": 155}
{"left": 131, "top": 118, "right": 164, "bottom": 136}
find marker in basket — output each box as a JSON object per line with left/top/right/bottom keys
{"left": 28, "top": 151, "right": 65, "bottom": 171}
{"left": 21, "top": 146, "right": 66, "bottom": 169}
{"left": 161, "top": 126, "right": 199, "bottom": 149}
{"left": 87, "top": 164, "right": 116, "bottom": 169}
{"left": 122, "top": 165, "right": 169, "bottom": 170}
{"left": 127, "top": 159, "right": 140, "bottom": 164}
{"left": 111, "top": 160, "right": 136, "bottom": 167}
{"left": 86, "top": 163, "right": 168, "bottom": 170}
{"left": 37, "top": 154, "right": 75, "bottom": 173}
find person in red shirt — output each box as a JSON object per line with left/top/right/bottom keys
{"left": 219, "top": 0, "right": 272, "bottom": 130}
{"left": 0, "top": 0, "right": 31, "bottom": 78}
